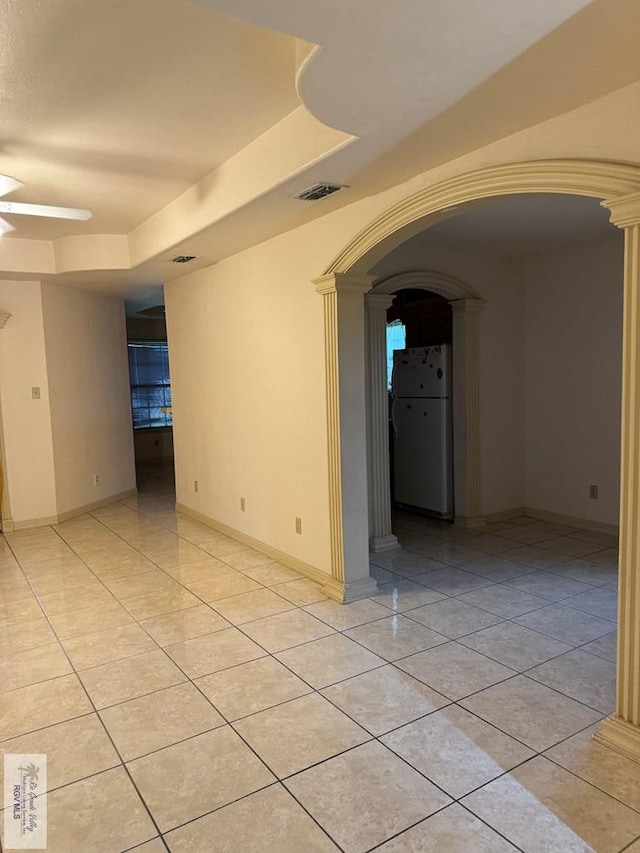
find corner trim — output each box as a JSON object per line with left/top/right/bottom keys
{"left": 175, "top": 502, "right": 336, "bottom": 594}
{"left": 594, "top": 717, "right": 640, "bottom": 763}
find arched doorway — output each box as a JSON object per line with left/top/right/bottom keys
{"left": 313, "top": 158, "right": 640, "bottom": 760}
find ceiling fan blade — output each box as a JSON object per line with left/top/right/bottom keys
{"left": 0, "top": 175, "right": 24, "bottom": 198}
{"left": 0, "top": 216, "right": 15, "bottom": 235}
{"left": 0, "top": 201, "right": 92, "bottom": 220}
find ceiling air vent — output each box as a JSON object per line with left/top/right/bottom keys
{"left": 171, "top": 255, "right": 197, "bottom": 264}
{"left": 291, "top": 183, "right": 347, "bottom": 202}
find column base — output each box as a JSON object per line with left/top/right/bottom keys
{"left": 594, "top": 716, "right": 640, "bottom": 763}
{"left": 324, "top": 575, "right": 379, "bottom": 603}
{"left": 369, "top": 534, "right": 401, "bottom": 553}
{"left": 454, "top": 515, "right": 486, "bottom": 530}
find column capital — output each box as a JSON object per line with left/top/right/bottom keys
{"left": 602, "top": 192, "right": 640, "bottom": 228}
{"left": 366, "top": 293, "right": 396, "bottom": 311}
{"left": 449, "top": 297, "right": 486, "bottom": 314}
{"left": 314, "top": 272, "right": 373, "bottom": 296}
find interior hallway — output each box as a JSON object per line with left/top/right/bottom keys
{"left": 0, "top": 471, "right": 639, "bottom": 852}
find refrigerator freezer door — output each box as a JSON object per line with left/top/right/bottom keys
{"left": 392, "top": 346, "right": 450, "bottom": 398}
{"left": 393, "top": 397, "right": 452, "bottom": 516}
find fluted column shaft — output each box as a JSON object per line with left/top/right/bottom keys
{"left": 595, "top": 193, "right": 640, "bottom": 761}
{"left": 314, "top": 273, "right": 378, "bottom": 602}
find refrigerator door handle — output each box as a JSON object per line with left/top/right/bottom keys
{"left": 391, "top": 395, "right": 399, "bottom": 435}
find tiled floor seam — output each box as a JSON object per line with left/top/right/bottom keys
{"left": 86, "top": 565, "right": 359, "bottom": 852}
{"left": 541, "top": 750, "right": 640, "bottom": 817}
{"left": 363, "top": 800, "right": 528, "bottom": 853}
{"left": 2, "top": 562, "right": 609, "bottom": 741}
{"left": 15, "top": 556, "right": 298, "bottom": 849}
{"left": 2, "top": 492, "right": 623, "bottom": 850}
{"left": 2, "top": 547, "right": 167, "bottom": 844}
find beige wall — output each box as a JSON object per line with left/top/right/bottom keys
{"left": 0, "top": 281, "right": 57, "bottom": 524}
{"left": 522, "top": 238, "right": 623, "bottom": 525}
{"left": 165, "top": 241, "right": 332, "bottom": 573}
{"left": 166, "top": 80, "right": 640, "bottom": 573}
{"left": 42, "top": 284, "right": 135, "bottom": 517}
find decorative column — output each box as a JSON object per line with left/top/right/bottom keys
{"left": 450, "top": 298, "right": 485, "bottom": 527}
{"left": 365, "top": 294, "right": 400, "bottom": 552}
{"left": 595, "top": 193, "right": 640, "bottom": 761}
{"left": 0, "top": 312, "right": 11, "bottom": 532}
{"left": 314, "top": 273, "right": 379, "bottom": 603}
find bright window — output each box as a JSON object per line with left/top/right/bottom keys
{"left": 128, "top": 341, "right": 172, "bottom": 429}
{"left": 386, "top": 320, "right": 406, "bottom": 389}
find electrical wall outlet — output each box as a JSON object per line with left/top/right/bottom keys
{"left": 93, "top": 473, "right": 99, "bottom": 486}
{"left": 589, "top": 484, "right": 599, "bottom": 500}
{"left": 240, "top": 497, "right": 246, "bottom": 512}
{"left": 31, "top": 386, "right": 41, "bottom": 400}
{"left": 295, "top": 517, "right": 303, "bottom": 535}
{"left": 194, "top": 480, "right": 198, "bottom": 493}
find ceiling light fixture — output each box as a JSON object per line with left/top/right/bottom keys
{"left": 0, "top": 175, "right": 91, "bottom": 232}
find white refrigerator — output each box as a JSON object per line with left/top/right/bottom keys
{"left": 391, "top": 344, "right": 453, "bottom": 518}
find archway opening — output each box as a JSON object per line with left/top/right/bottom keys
{"left": 316, "top": 158, "right": 640, "bottom": 758}
{"left": 364, "top": 192, "right": 622, "bottom": 575}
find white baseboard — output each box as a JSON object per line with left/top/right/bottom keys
{"left": 483, "top": 505, "right": 619, "bottom": 535}
{"left": 454, "top": 515, "right": 488, "bottom": 529}
{"left": 3, "top": 514, "right": 59, "bottom": 532}
{"left": 176, "top": 502, "right": 333, "bottom": 591}
{"left": 56, "top": 489, "right": 139, "bottom": 524}
{"left": 2, "top": 488, "right": 138, "bottom": 532}
{"left": 482, "top": 507, "right": 527, "bottom": 524}
{"left": 522, "top": 506, "right": 618, "bottom": 535}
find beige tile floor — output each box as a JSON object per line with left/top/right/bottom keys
{"left": 0, "top": 464, "right": 638, "bottom": 852}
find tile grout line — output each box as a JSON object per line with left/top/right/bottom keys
{"left": 0, "top": 499, "right": 626, "bottom": 850}
{"left": 86, "top": 501, "right": 352, "bottom": 852}
{"left": 2, "top": 531, "right": 170, "bottom": 847}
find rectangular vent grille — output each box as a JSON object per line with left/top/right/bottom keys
{"left": 291, "top": 183, "right": 346, "bottom": 201}
{"left": 171, "top": 255, "right": 197, "bottom": 264}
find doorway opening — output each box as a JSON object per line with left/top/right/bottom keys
{"left": 365, "top": 191, "right": 623, "bottom": 555}
{"left": 387, "top": 290, "right": 453, "bottom": 521}
{"left": 125, "top": 302, "right": 175, "bottom": 501}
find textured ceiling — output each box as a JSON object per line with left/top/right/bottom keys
{"left": 0, "top": 0, "right": 638, "bottom": 293}
{"left": 0, "top": 0, "right": 298, "bottom": 238}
